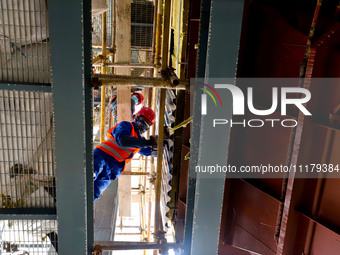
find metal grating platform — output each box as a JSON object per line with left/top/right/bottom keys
{"left": 0, "top": 219, "right": 58, "bottom": 254}
{"left": 0, "top": 0, "right": 50, "bottom": 84}
{"left": 0, "top": 90, "right": 55, "bottom": 209}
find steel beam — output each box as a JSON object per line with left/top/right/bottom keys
{"left": 187, "top": 1, "right": 244, "bottom": 255}
{"left": 0, "top": 208, "right": 57, "bottom": 220}
{"left": 84, "top": 0, "right": 95, "bottom": 252}
{"left": 183, "top": 0, "right": 211, "bottom": 252}
{"left": 48, "top": 0, "right": 93, "bottom": 254}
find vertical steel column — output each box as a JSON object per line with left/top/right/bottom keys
{"left": 187, "top": 1, "right": 244, "bottom": 255}
{"left": 48, "top": 0, "right": 93, "bottom": 254}
{"left": 183, "top": 0, "right": 210, "bottom": 252}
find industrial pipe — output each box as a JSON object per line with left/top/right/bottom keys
{"left": 102, "top": 11, "right": 107, "bottom": 76}
{"left": 152, "top": 0, "right": 158, "bottom": 65}
{"left": 91, "top": 74, "right": 188, "bottom": 90}
{"left": 100, "top": 11, "right": 107, "bottom": 143}
{"left": 148, "top": 87, "right": 157, "bottom": 243}
{"left": 138, "top": 157, "right": 147, "bottom": 244}
{"left": 147, "top": 172, "right": 153, "bottom": 242}
{"left": 121, "top": 172, "right": 150, "bottom": 176}
{"left": 143, "top": 130, "right": 150, "bottom": 249}
{"left": 94, "top": 241, "right": 179, "bottom": 251}
{"left": 154, "top": 0, "right": 172, "bottom": 248}
{"left": 154, "top": 0, "right": 163, "bottom": 72}
{"left": 93, "top": 63, "right": 155, "bottom": 68}
{"left": 169, "top": 69, "right": 180, "bottom": 86}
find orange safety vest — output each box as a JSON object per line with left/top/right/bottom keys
{"left": 96, "top": 122, "right": 141, "bottom": 170}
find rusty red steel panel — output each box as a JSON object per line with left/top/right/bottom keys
{"left": 187, "top": 20, "right": 200, "bottom": 79}
{"left": 228, "top": 111, "right": 294, "bottom": 199}
{"left": 236, "top": 2, "right": 308, "bottom": 78}
{"left": 213, "top": 0, "right": 340, "bottom": 254}
{"left": 318, "top": 178, "right": 340, "bottom": 228}
{"left": 175, "top": 199, "right": 186, "bottom": 242}
{"left": 309, "top": 80, "right": 340, "bottom": 124}
{"left": 232, "top": 225, "right": 276, "bottom": 255}
{"left": 220, "top": 179, "right": 282, "bottom": 254}
{"left": 219, "top": 243, "right": 252, "bottom": 255}
{"left": 310, "top": 224, "right": 340, "bottom": 255}
{"left": 178, "top": 145, "right": 190, "bottom": 204}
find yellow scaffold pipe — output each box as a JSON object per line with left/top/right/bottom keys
{"left": 100, "top": 11, "right": 107, "bottom": 143}
{"left": 154, "top": 0, "right": 172, "bottom": 250}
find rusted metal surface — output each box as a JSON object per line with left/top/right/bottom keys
{"left": 218, "top": 1, "right": 340, "bottom": 255}
{"left": 220, "top": 179, "right": 282, "bottom": 255}
{"left": 219, "top": 243, "right": 253, "bottom": 255}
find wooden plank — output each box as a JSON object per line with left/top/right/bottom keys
{"left": 115, "top": 0, "right": 132, "bottom": 217}
{"left": 115, "top": 0, "right": 131, "bottom": 123}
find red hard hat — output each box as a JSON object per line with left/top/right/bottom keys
{"left": 132, "top": 92, "right": 144, "bottom": 105}
{"left": 136, "top": 107, "right": 155, "bottom": 125}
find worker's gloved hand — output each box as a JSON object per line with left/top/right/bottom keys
{"left": 164, "top": 126, "right": 170, "bottom": 139}
{"left": 150, "top": 139, "right": 171, "bottom": 151}
{"left": 148, "top": 135, "right": 158, "bottom": 146}
{"left": 163, "top": 139, "right": 174, "bottom": 149}
{"left": 151, "top": 149, "right": 158, "bottom": 157}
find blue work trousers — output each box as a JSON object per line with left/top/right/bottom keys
{"left": 93, "top": 148, "right": 125, "bottom": 201}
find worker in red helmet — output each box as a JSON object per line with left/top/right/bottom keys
{"left": 132, "top": 92, "right": 144, "bottom": 106}
{"left": 109, "top": 92, "right": 145, "bottom": 124}
{"left": 93, "top": 107, "right": 157, "bottom": 201}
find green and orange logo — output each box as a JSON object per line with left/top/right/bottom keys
{"left": 200, "top": 83, "right": 223, "bottom": 115}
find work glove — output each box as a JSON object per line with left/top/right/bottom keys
{"left": 148, "top": 135, "right": 158, "bottom": 146}
{"left": 150, "top": 144, "right": 168, "bottom": 157}
{"left": 164, "top": 126, "right": 171, "bottom": 139}
{"left": 151, "top": 149, "right": 158, "bottom": 157}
